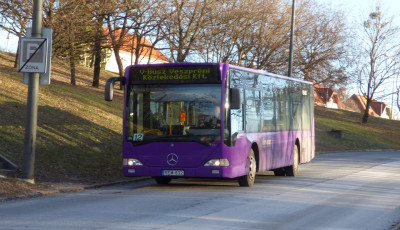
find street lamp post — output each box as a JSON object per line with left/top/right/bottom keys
{"left": 288, "top": 0, "right": 296, "bottom": 78}
{"left": 22, "top": 0, "right": 43, "bottom": 184}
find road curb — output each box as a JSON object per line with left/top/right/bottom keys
{"left": 48, "top": 177, "right": 152, "bottom": 193}
{"left": 316, "top": 149, "right": 400, "bottom": 154}
{"left": 0, "top": 177, "right": 152, "bottom": 202}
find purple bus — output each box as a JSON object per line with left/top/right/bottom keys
{"left": 105, "top": 63, "right": 314, "bottom": 186}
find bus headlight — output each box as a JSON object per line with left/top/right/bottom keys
{"left": 123, "top": 158, "right": 143, "bottom": 166}
{"left": 204, "top": 159, "right": 230, "bottom": 167}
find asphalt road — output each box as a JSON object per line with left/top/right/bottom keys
{"left": 0, "top": 151, "right": 399, "bottom": 230}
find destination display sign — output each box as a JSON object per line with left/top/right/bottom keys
{"left": 130, "top": 64, "right": 221, "bottom": 84}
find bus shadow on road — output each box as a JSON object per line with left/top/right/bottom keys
{"left": 145, "top": 171, "right": 279, "bottom": 189}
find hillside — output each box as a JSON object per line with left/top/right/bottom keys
{"left": 1, "top": 50, "right": 400, "bottom": 189}
{"left": 315, "top": 106, "right": 400, "bottom": 152}
{"left": 0, "top": 51, "right": 124, "bottom": 183}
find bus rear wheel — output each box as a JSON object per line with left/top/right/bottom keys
{"left": 285, "top": 145, "right": 299, "bottom": 177}
{"left": 153, "top": 177, "right": 172, "bottom": 185}
{"left": 238, "top": 149, "right": 256, "bottom": 187}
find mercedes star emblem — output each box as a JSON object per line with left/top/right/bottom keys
{"left": 167, "top": 153, "right": 178, "bottom": 166}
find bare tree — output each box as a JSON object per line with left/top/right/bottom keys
{"left": 105, "top": 0, "right": 167, "bottom": 75}
{"left": 293, "top": 0, "right": 350, "bottom": 84}
{"left": 355, "top": 6, "right": 400, "bottom": 123}
{"left": 43, "top": 0, "right": 57, "bottom": 27}
{"left": 394, "top": 59, "right": 400, "bottom": 119}
{"left": 198, "top": 0, "right": 287, "bottom": 68}
{"left": 248, "top": 0, "right": 290, "bottom": 71}
{"left": 45, "top": 0, "right": 95, "bottom": 85}
{"left": 87, "top": 0, "right": 112, "bottom": 88}
{"left": 129, "top": 0, "right": 167, "bottom": 65}
{"left": 104, "top": 0, "right": 136, "bottom": 78}
{"left": 227, "top": 0, "right": 261, "bottom": 66}
{"left": 0, "top": 0, "right": 32, "bottom": 67}
{"left": 162, "top": 0, "right": 213, "bottom": 62}
{"left": 197, "top": 0, "right": 240, "bottom": 63}
{"left": 397, "top": 83, "right": 400, "bottom": 119}
{"left": 196, "top": 0, "right": 350, "bottom": 83}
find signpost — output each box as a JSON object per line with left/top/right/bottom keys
{"left": 19, "top": 0, "right": 52, "bottom": 183}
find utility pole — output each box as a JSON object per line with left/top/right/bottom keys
{"left": 288, "top": 0, "right": 296, "bottom": 78}
{"left": 22, "top": 0, "right": 43, "bottom": 184}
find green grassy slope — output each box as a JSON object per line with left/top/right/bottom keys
{"left": 315, "top": 106, "right": 400, "bottom": 152}
{"left": 1, "top": 51, "right": 399, "bottom": 184}
{"left": 0, "top": 52, "right": 125, "bottom": 183}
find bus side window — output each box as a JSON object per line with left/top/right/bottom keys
{"left": 230, "top": 88, "right": 241, "bottom": 109}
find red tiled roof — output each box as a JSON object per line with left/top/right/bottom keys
{"left": 104, "top": 27, "right": 169, "bottom": 62}
{"left": 313, "top": 84, "right": 347, "bottom": 109}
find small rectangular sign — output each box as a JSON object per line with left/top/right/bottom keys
{"left": 23, "top": 28, "right": 53, "bottom": 85}
{"left": 19, "top": 37, "right": 48, "bottom": 73}
{"left": 162, "top": 170, "right": 184, "bottom": 176}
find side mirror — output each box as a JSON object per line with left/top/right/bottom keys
{"left": 230, "top": 88, "right": 241, "bottom": 109}
{"left": 105, "top": 77, "right": 125, "bottom": 101}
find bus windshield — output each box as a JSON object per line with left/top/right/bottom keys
{"left": 127, "top": 84, "right": 222, "bottom": 145}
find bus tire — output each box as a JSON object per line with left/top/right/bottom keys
{"left": 285, "top": 144, "right": 299, "bottom": 177}
{"left": 238, "top": 149, "right": 256, "bottom": 187}
{"left": 153, "top": 177, "right": 172, "bottom": 185}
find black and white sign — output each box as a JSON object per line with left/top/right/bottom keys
{"left": 19, "top": 37, "right": 48, "bottom": 73}
{"left": 22, "top": 28, "right": 53, "bottom": 85}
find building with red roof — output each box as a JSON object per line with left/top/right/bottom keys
{"left": 104, "top": 28, "right": 169, "bottom": 73}
{"left": 313, "top": 84, "right": 346, "bottom": 109}
{"left": 345, "top": 94, "right": 390, "bottom": 119}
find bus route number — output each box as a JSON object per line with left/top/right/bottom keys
{"left": 133, "top": 133, "right": 144, "bottom": 141}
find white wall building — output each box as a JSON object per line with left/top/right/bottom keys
{"left": 104, "top": 29, "right": 169, "bottom": 73}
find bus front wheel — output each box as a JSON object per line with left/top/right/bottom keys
{"left": 285, "top": 145, "right": 299, "bottom": 177}
{"left": 238, "top": 149, "right": 257, "bottom": 187}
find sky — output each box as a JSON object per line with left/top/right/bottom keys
{"left": 1, "top": 0, "right": 400, "bottom": 116}
{"left": 318, "top": 0, "right": 400, "bottom": 117}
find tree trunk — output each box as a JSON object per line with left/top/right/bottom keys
{"left": 69, "top": 42, "right": 76, "bottom": 85}
{"left": 147, "top": 46, "right": 154, "bottom": 64}
{"left": 113, "top": 47, "right": 125, "bottom": 90}
{"left": 92, "top": 39, "right": 101, "bottom": 88}
{"left": 89, "top": 48, "right": 95, "bottom": 68}
{"left": 113, "top": 47, "right": 124, "bottom": 77}
{"left": 92, "top": 15, "right": 104, "bottom": 88}
{"left": 14, "top": 42, "right": 20, "bottom": 68}
{"left": 176, "top": 50, "right": 186, "bottom": 63}
{"left": 362, "top": 99, "right": 372, "bottom": 124}
{"left": 134, "top": 35, "right": 141, "bottom": 65}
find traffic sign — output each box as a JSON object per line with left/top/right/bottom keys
{"left": 22, "top": 28, "right": 53, "bottom": 85}
{"left": 19, "top": 37, "right": 48, "bottom": 73}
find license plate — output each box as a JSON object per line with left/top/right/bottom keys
{"left": 162, "top": 170, "right": 184, "bottom": 176}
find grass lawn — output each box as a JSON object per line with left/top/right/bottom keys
{"left": 315, "top": 106, "right": 400, "bottom": 152}
{"left": 1, "top": 51, "right": 124, "bottom": 183}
